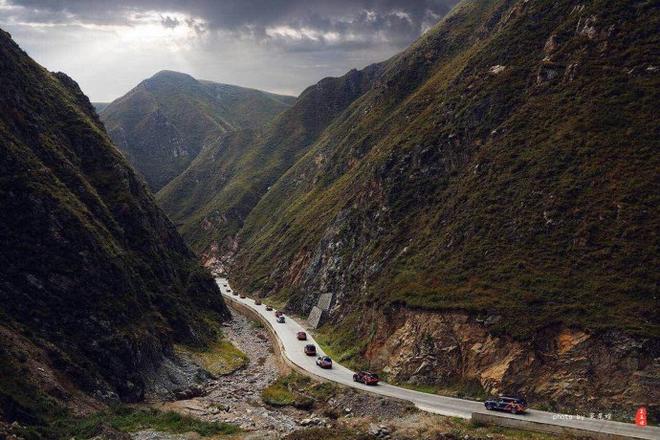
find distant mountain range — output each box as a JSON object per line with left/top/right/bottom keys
{"left": 99, "top": 71, "right": 295, "bottom": 191}
{"left": 157, "top": 0, "right": 659, "bottom": 418}
{"left": 0, "top": 29, "right": 229, "bottom": 430}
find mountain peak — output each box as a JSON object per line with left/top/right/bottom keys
{"left": 150, "top": 70, "right": 196, "bottom": 81}
{"left": 143, "top": 70, "right": 198, "bottom": 88}
{"left": 100, "top": 69, "right": 296, "bottom": 191}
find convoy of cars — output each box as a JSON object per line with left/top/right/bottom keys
{"left": 222, "top": 285, "right": 535, "bottom": 418}
{"left": 224, "top": 286, "right": 393, "bottom": 384}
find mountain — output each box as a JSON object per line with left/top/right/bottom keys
{"left": 99, "top": 71, "right": 295, "bottom": 191}
{"left": 164, "top": 0, "right": 658, "bottom": 417}
{"left": 157, "top": 64, "right": 383, "bottom": 267}
{"left": 0, "top": 29, "right": 230, "bottom": 431}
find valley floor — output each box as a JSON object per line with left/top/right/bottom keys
{"left": 132, "top": 305, "right": 582, "bottom": 440}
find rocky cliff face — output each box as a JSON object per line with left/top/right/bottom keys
{"left": 363, "top": 308, "right": 658, "bottom": 418}
{"left": 226, "top": 0, "right": 658, "bottom": 418}
{"left": 0, "top": 29, "right": 229, "bottom": 428}
{"left": 100, "top": 70, "right": 295, "bottom": 191}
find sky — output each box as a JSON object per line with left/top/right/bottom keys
{"left": 0, "top": 0, "right": 458, "bottom": 102}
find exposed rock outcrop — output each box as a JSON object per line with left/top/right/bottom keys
{"left": 361, "top": 308, "right": 658, "bottom": 417}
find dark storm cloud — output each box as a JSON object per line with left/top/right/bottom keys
{"left": 5, "top": 0, "right": 458, "bottom": 51}
{"left": 0, "top": 0, "right": 459, "bottom": 100}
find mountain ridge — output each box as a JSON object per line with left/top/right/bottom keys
{"left": 157, "top": 62, "right": 385, "bottom": 266}
{"left": 0, "top": 28, "right": 230, "bottom": 431}
{"left": 99, "top": 70, "right": 295, "bottom": 191}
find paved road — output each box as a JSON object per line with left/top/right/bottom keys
{"left": 216, "top": 278, "right": 659, "bottom": 440}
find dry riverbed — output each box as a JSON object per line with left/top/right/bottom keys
{"left": 154, "top": 307, "right": 302, "bottom": 435}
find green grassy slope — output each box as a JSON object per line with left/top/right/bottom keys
{"left": 100, "top": 71, "right": 295, "bottom": 190}
{"left": 0, "top": 29, "right": 229, "bottom": 430}
{"left": 231, "top": 0, "right": 659, "bottom": 339}
{"left": 157, "top": 64, "right": 384, "bottom": 256}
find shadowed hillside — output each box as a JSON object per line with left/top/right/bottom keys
{"left": 0, "top": 29, "right": 230, "bottom": 433}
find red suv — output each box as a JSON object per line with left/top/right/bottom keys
{"left": 297, "top": 331, "right": 307, "bottom": 340}
{"left": 353, "top": 371, "right": 379, "bottom": 385}
{"left": 304, "top": 344, "right": 316, "bottom": 356}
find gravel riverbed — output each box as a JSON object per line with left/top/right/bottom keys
{"left": 153, "top": 306, "right": 307, "bottom": 436}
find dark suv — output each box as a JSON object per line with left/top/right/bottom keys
{"left": 484, "top": 396, "right": 528, "bottom": 414}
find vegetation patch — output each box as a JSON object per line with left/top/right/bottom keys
{"left": 43, "top": 406, "right": 239, "bottom": 439}
{"left": 313, "top": 315, "right": 374, "bottom": 372}
{"left": 284, "top": 426, "right": 371, "bottom": 440}
{"left": 262, "top": 372, "right": 338, "bottom": 409}
{"left": 177, "top": 338, "right": 248, "bottom": 376}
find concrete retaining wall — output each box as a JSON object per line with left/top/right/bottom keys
{"left": 471, "top": 412, "right": 646, "bottom": 440}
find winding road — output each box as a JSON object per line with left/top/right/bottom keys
{"left": 216, "top": 278, "right": 658, "bottom": 440}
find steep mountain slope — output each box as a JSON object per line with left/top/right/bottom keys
{"left": 226, "top": 0, "right": 658, "bottom": 416}
{"left": 100, "top": 71, "right": 295, "bottom": 190}
{"left": 157, "top": 64, "right": 383, "bottom": 266}
{"left": 0, "top": 29, "right": 229, "bottom": 430}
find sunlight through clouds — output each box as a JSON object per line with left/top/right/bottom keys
{"left": 0, "top": 0, "right": 458, "bottom": 101}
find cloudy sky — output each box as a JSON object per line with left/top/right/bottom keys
{"left": 0, "top": 0, "right": 458, "bottom": 101}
